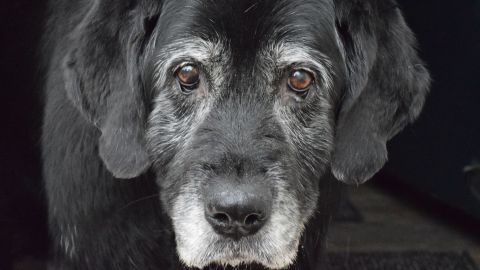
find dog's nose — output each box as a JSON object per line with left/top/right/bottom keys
{"left": 204, "top": 183, "right": 271, "bottom": 240}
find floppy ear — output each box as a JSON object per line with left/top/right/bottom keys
{"left": 63, "top": 1, "right": 161, "bottom": 179}
{"left": 331, "top": 0, "right": 430, "bottom": 184}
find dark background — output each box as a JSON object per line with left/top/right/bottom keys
{"left": 0, "top": 0, "right": 479, "bottom": 268}
{"left": 386, "top": 0, "right": 480, "bottom": 218}
{"left": 0, "top": 1, "right": 48, "bottom": 268}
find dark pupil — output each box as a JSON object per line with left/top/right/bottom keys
{"left": 179, "top": 65, "right": 199, "bottom": 85}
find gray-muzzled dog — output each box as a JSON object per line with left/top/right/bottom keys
{"left": 41, "top": 0, "right": 430, "bottom": 269}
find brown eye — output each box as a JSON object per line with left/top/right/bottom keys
{"left": 176, "top": 64, "right": 200, "bottom": 92}
{"left": 287, "top": 69, "right": 314, "bottom": 94}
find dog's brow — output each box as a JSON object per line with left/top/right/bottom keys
{"left": 153, "top": 38, "right": 226, "bottom": 88}
{"left": 267, "top": 42, "right": 334, "bottom": 90}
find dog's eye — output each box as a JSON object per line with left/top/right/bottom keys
{"left": 287, "top": 69, "right": 314, "bottom": 95}
{"left": 176, "top": 64, "right": 200, "bottom": 93}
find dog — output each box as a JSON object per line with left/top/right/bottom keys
{"left": 41, "top": 0, "right": 430, "bottom": 269}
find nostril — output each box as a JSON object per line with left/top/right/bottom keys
{"left": 244, "top": 213, "right": 263, "bottom": 226}
{"left": 212, "top": 212, "right": 230, "bottom": 224}
{"left": 204, "top": 182, "right": 272, "bottom": 239}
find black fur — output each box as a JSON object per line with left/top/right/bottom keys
{"left": 42, "top": 0, "right": 429, "bottom": 269}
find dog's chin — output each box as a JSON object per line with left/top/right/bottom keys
{"left": 199, "top": 256, "right": 281, "bottom": 270}
{"left": 199, "top": 257, "right": 288, "bottom": 270}
{"left": 175, "top": 233, "right": 301, "bottom": 270}
{"left": 202, "top": 262, "right": 269, "bottom": 270}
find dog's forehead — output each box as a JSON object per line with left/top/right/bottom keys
{"left": 159, "top": 0, "right": 338, "bottom": 58}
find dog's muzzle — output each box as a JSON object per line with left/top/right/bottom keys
{"left": 204, "top": 178, "right": 273, "bottom": 240}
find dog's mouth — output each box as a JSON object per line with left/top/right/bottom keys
{"left": 202, "top": 256, "right": 268, "bottom": 270}
{"left": 178, "top": 239, "right": 300, "bottom": 270}
{"left": 202, "top": 260, "right": 271, "bottom": 270}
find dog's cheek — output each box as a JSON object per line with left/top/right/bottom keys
{"left": 274, "top": 108, "right": 334, "bottom": 222}
{"left": 300, "top": 125, "right": 335, "bottom": 219}
{"left": 145, "top": 103, "right": 187, "bottom": 210}
{"left": 277, "top": 110, "right": 333, "bottom": 174}
{"left": 150, "top": 142, "right": 196, "bottom": 217}
{"left": 155, "top": 164, "right": 184, "bottom": 216}
{"left": 286, "top": 165, "right": 321, "bottom": 224}
{"left": 147, "top": 94, "right": 214, "bottom": 216}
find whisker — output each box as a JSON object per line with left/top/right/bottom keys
{"left": 118, "top": 194, "right": 159, "bottom": 211}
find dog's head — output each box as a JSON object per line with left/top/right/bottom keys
{"left": 63, "top": 0, "right": 429, "bottom": 268}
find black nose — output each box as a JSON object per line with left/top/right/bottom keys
{"left": 204, "top": 183, "right": 271, "bottom": 240}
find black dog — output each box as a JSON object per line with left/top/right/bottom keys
{"left": 42, "top": 0, "right": 430, "bottom": 269}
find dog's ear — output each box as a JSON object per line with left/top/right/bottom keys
{"left": 331, "top": 0, "right": 430, "bottom": 184}
{"left": 63, "top": 2, "right": 161, "bottom": 179}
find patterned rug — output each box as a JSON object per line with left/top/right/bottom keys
{"left": 334, "top": 196, "right": 363, "bottom": 223}
{"left": 325, "top": 251, "right": 479, "bottom": 270}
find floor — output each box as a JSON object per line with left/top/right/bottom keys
{"left": 327, "top": 181, "right": 480, "bottom": 267}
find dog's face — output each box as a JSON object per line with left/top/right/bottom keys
{"left": 63, "top": 0, "right": 429, "bottom": 269}
{"left": 145, "top": 1, "right": 342, "bottom": 268}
